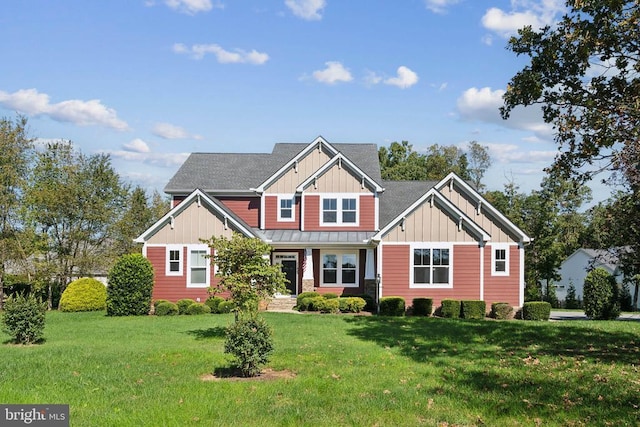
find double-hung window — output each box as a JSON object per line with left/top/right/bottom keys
{"left": 166, "top": 245, "right": 183, "bottom": 276}
{"left": 321, "top": 251, "right": 358, "bottom": 287}
{"left": 278, "top": 196, "right": 294, "bottom": 222}
{"left": 491, "top": 244, "right": 509, "bottom": 276}
{"left": 187, "top": 245, "right": 210, "bottom": 288}
{"left": 411, "top": 245, "right": 452, "bottom": 288}
{"left": 321, "top": 196, "right": 358, "bottom": 226}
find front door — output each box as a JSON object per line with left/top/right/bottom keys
{"left": 274, "top": 253, "right": 298, "bottom": 296}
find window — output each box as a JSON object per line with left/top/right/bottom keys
{"left": 278, "top": 196, "right": 294, "bottom": 221}
{"left": 187, "top": 245, "right": 210, "bottom": 288}
{"left": 321, "top": 251, "right": 358, "bottom": 287}
{"left": 491, "top": 244, "right": 509, "bottom": 276}
{"left": 321, "top": 196, "right": 358, "bottom": 226}
{"left": 165, "top": 245, "right": 183, "bottom": 276}
{"left": 411, "top": 245, "right": 452, "bottom": 288}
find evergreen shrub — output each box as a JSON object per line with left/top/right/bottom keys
{"left": 1, "top": 294, "right": 47, "bottom": 344}
{"left": 339, "top": 297, "right": 366, "bottom": 313}
{"left": 186, "top": 302, "right": 211, "bottom": 315}
{"left": 224, "top": 317, "right": 273, "bottom": 377}
{"left": 379, "top": 297, "right": 405, "bottom": 316}
{"left": 460, "top": 300, "right": 486, "bottom": 320}
{"left": 490, "top": 302, "right": 514, "bottom": 320}
{"left": 217, "top": 300, "right": 234, "bottom": 313}
{"left": 522, "top": 301, "right": 552, "bottom": 320}
{"left": 176, "top": 299, "right": 196, "bottom": 315}
{"left": 155, "top": 302, "right": 179, "bottom": 316}
{"left": 412, "top": 298, "right": 433, "bottom": 316}
{"left": 295, "top": 291, "right": 318, "bottom": 309}
{"left": 440, "top": 299, "right": 461, "bottom": 318}
{"left": 205, "top": 296, "right": 225, "bottom": 313}
{"left": 583, "top": 268, "right": 620, "bottom": 320}
{"left": 315, "top": 298, "right": 340, "bottom": 313}
{"left": 106, "top": 253, "right": 154, "bottom": 316}
{"left": 59, "top": 277, "right": 107, "bottom": 312}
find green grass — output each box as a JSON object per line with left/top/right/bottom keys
{"left": 1, "top": 311, "right": 639, "bottom": 426}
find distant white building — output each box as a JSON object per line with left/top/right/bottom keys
{"left": 556, "top": 248, "right": 624, "bottom": 303}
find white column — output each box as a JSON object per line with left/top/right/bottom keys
{"left": 303, "top": 248, "right": 314, "bottom": 280}
{"left": 365, "top": 248, "right": 375, "bottom": 280}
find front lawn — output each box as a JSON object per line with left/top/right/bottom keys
{"left": 1, "top": 311, "right": 639, "bottom": 426}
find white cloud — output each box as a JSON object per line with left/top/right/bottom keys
{"left": 312, "top": 61, "right": 353, "bottom": 85}
{"left": 481, "top": 0, "right": 565, "bottom": 38}
{"left": 123, "top": 138, "right": 151, "bottom": 153}
{"left": 152, "top": 122, "right": 202, "bottom": 140}
{"left": 103, "top": 148, "right": 190, "bottom": 168}
{"left": 173, "top": 43, "right": 269, "bottom": 64}
{"left": 424, "top": 0, "right": 461, "bottom": 14}
{"left": 363, "top": 71, "right": 383, "bottom": 87}
{"left": 384, "top": 66, "right": 419, "bottom": 89}
{"left": 0, "top": 88, "right": 130, "bottom": 131}
{"left": 164, "top": 0, "right": 221, "bottom": 15}
{"left": 285, "top": 0, "right": 326, "bottom": 20}
{"left": 456, "top": 86, "right": 553, "bottom": 138}
{"left": 485, "top": 142, "right": 557, "bottom": 164}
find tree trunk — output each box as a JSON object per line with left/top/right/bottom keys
{"left": 633, "top": 283, "right": 639, "bottom": 312}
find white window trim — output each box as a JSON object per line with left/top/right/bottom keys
{"left": 165, "top": 245, "right": 183, "bottom": 276}
{"left": 320, "top": 250, "right": 359, "bottom": 287}
{"left": 491, "top": 244, "right": 510, "bottom": 276}
{"left": 410, "top": 243, "right": 453, "bottom": 289}
{"left": 320, "top": 195, "right": 359, "bottom": 227}
{"left": 186, "top": 244, "right": 211, "bottom": 288}
{"left": 277, "top": 195, "right": 295, "bottom": 222}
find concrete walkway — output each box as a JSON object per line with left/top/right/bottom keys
{"left": 550, "top": 310, "right": 640, "bottom": 321}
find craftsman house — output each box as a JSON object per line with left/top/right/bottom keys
{"left": 136, "top": 136, "right": 531, "bottom": 310}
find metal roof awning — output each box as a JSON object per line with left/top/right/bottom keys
{"left": 259, "top": 230, "right": 376, "bottom": 245}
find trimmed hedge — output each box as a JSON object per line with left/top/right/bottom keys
{"left": 490, "top": 302, "right": 514, "bottom": 320}
{"left": 461, "top": 300, "right": 486, "bottom": 320}
{"left": 155, "top": 302, "right": 179, "bottom": 316}
{"left": 106, "top": 253, "right": 154, "bottom": 316}
{"left": 339, "top": 297, "right": 366, "bottom": 313}
{"left": 379, "top": 297, "right": 405, "bottom": 316}
{"left": 177, "top": 299, "right": 196, "bottom": 315}
{"left": 522, "top": 301, "right": 552, "bottom": 321}
{"left": 296, "top": 291, "right": 319, "bottom": 309}
{"left": 153, "top": 299, "right": 170, "bottom": 310}
{"left": 412, "top": 298, "right": 433, "bottom": 316}
{"left": 59, "top": 277, "right": 107, "bottom": 312}
{"left": 205, "top": 296, "right": 225, "bottom": 313}
{"left": 349, "top": 294, "right": 376, "bottom": 312}
{"left": 323, "top": 293, "right": 339, "bottom": 299}
{"left": 440, "top": 299, "right": 461, "bottom": 318}
{"left": 316, "top": 298, "right": 340, "bottom": 313}
{"left": 186, "top": 302, "right": 211, "bottom": 315}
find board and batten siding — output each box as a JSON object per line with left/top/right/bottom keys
{"left": 380, "top": 244, "right": 482, "bottom": 309}
{"left": 264, "top": 148, "right": 331, "bottom": 194}
{"left": 303, "top": 194, "right": 376, "bottom": 231}
{"left": 483, "top": 244, "right": 521, "bottom": 307}
{"left": 304, "top": 163, "right": 376, "bottom": 194}
{"left": 145, "top": 201, "right": 236, "bottom": 245}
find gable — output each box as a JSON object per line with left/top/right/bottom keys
{"left": 264, "top": 145, "right": 332, "bottom": 193}
{"left": 303, "top": 161, "right": 376, "bottom": 194}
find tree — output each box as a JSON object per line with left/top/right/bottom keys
{"left": 583, "top": 267, "right": 620, "bottom": 320}
{"left": 106, "top": 253, "right": 154, "bottom": 316}
{"left": 466, "top": 141, "right": 491, "bottom": 191}
{"left": 23, "top": 141, "right": 129, "bottom": 306}
{"left": 204, "top": 234, "right": 287, "bottom": 319}
{"left": 378, "top": 141, "right": 470, "bottom": 181}
{"left": 0, "top": 116, "right": 33, "bottom": 310}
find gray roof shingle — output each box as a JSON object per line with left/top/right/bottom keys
{"left": 379, "top": 180, "right": 438, "bottom": 227}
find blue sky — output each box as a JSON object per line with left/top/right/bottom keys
{"left": 2, "top": 0, "right": 607, "bottom": 201}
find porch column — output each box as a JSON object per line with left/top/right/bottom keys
{"left": 302, "top": 248, "right": 314, "bottom": 292}
{"left": 364, "top": 248, "right": 377, "bottom": 299}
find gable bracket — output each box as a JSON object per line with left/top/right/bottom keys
{"left": 476, "top": 200, "right": 482, "bottom": 215}
{"left": 458, "top": 216, "right": 463, "bottom": 232}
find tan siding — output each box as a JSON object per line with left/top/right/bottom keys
{"left": 147, "top": 201, "right": 235, "bottom": 245}
{"left": 439, "top": 186, "right": 519, "bottom": 243}
{"left": 305, "top": 163, "right": 375, "bottom": 194}
{"left": 382, "top": 202, "right": 477, "bottom": 243}
{"left": 264, "top": 195, "right": 300, "bottom": 230}
{"left": 219, "top": 197, "right": 260, "bottom": 227}
{"left": 265, "top": 149, "right": 331, "bottom": 193}
{"left": 484, "top": 245, "right": 521, "bottom": 306}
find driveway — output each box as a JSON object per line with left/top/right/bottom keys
{"left": 550, "top": 310, "right": 640, "bottom": 321}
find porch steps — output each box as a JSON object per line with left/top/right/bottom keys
{"left": 267, "top": 297, "right": 298, "bottom": 312}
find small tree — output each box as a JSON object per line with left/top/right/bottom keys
{"left": 564, "top": 283, "right": 580, "bottom": 309}
{"left": 2, "top": 294, "right": 47, "bottom": 344}
{"left": 204, "top": 234, "right": 287, "bottom": 377}
{"left": 106, "top": 253, "right": 154, "bottom": 316}
{"left": 583, "top": 268, "right": 620, "bottom": 320}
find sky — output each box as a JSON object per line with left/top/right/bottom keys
{"left": 0, "top": 0, "right": 611, "bottom": 203}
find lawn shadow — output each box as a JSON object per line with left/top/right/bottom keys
{"left": 186, "top": 326, "right": 227, "bottom": 340}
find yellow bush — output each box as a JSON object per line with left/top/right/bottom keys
{"left": 59, "top": 277, "right": 107, "bottom": 312}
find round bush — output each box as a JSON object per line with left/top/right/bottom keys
{"left": 323, "top": 292, "right": 339, "bottom": 299}
{"left": 296, "top": 291, "right": 318, "bottom": 309}
{"left": 412, "top": 298, "right": 433, "bottom": 316}
{"left": 217, "top": 300, "right": 235, "bottom": 313}
{"left": 522, "top": 301, "right": 552, "bottom": 320}
{"left": 205, "top": 296, "right": 225, "bottom": 313}
{"left": 379, "top": 297, "right": 405, "bottom": 316}
{"left": 490, "top": 302, "right": 514, "bottom": 320}
{"left": 155, "top": 302, "right": 179, "bottom": 316}
{"left": 339, "top": 297, "right": 366, "bottom": 313}
{"left": 153, "top": 299, "right": 170, "bottom": 310}
{"left": 1, "top": 294, "right": 47, "bottom": 344}
{"left": 177, "top": 299, "right": 196, "bottom": 315}
{"left": 106, "top": 253, "right": 154, "bottom": 316}
{"left": 316, "top": 298, "right": 340, "bottom": 313}
{"left": 59, "top": 277, "right": 107, "bottom": 312}
{"left": 350, "top": 294, "right": 376, "bottom": 312}
{"left": 583, "top": 268, "right": 620, "bottom": 320}
{"left": 224, "top": 317, "right": 273, "bottom": 377}
{"left": 186, "top": 302, "right": 211, "bottom": 315}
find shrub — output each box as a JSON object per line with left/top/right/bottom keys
{"left": 176, "top": 299, "right": 196, "bottom": 315}
{"left": 186, "top": 303, "right": 211, "bottom": 315}
{"left": 106, "top": 253, "right": 154, "bottom": 316}
{"left": 205, "top": 296, "right": 225, "bottom": 313}
{"left": 59, "top": 277, "right": 107, "bottom": 312}
{"left": 412, "top": 298, "right": 433, "bottom": 316}
{"left": 339, "top": 297, "right": 366, "bottom": 313}
{"left": 224, "top": 317, "right": 273, "bottom": 377}
{"left": 564, "top": 283, "right": 581, "bottom": 309}
{"left": 583, "top": 268, "right": 620, "bottom": 320}
{"left": 217, "top": 300, "right": 234, "bottom": 313}
{"left": 522, "top": 301, "right": 551, "bottom": 321}
{"left": 155, "top": 302, "right": 178, "bottom": 316}
{"left": 349, "top": 294, "right": 376, "bottom": 312}
{"left": 315, "top": 298, "right": 340, "bottom": 313}
{"left": 296, "top": 291, "right": 318, "bottom": 309}
{"left": 490, "top": 302, "right": 514, "bottom": 320}
{"left": 153, "top": 299, "right": 170, "bottom": 310}
{"left": 299, "top": 296, "right": 324, "bottom": 311}
{"left": 1, "top": 294, "right": 47, "bottom": 344}
{"left": 379, "top": 297, "right": 405, "bottom": 316}
{"left": 323, "top": 293, "right": 339, "bottom": 299}
{"left": 619, "top": 283, "right": 633, "bottom": 312}
{"left": 460, "top": 300, "right": 486, "bottom": 320}
{"left": 440, "top": 299, "right": 461, "bottom": 318}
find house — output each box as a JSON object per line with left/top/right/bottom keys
{"left": 135, "top": 136, "right": 531, "bottom": 310}
{"left": 555, "top": 248, "right": 624, "bottom": 303}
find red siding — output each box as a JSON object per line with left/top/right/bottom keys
{"left": 483, "top": 246, "right": 521, "bottom": 306}
{"left": 381, "top": 244, "right": 483, "bottom": 310}
{"left": 148, "top": 246, "right": 220, "bottom": 303}
{"left": 304, "top": 194, "right": 376, "bottom": 231}
{"left": 311, "top": 248, "right": 366, "bottom": 295}
{"left": 172, "top": 195, "right": 187, "bottom": 208}
{"left": 264, "top": 196, "right": 301, "bottom": 230}
{"left": 219, "top": 197, "right": 260, "bottom": 227}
